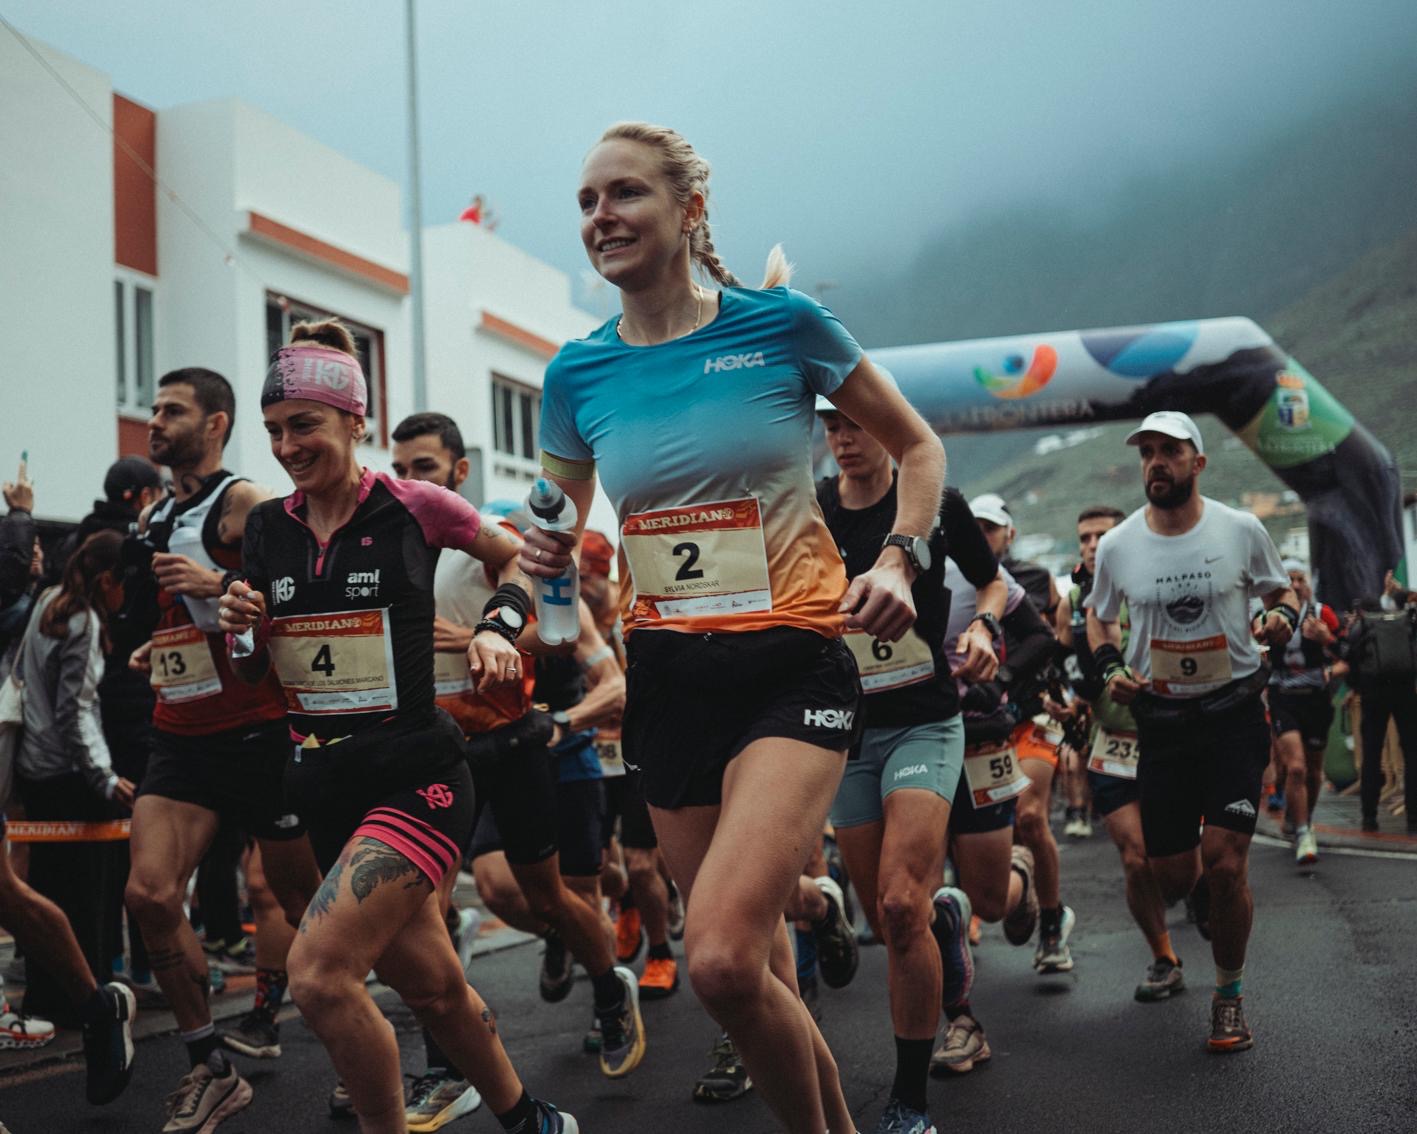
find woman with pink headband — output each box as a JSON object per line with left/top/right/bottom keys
{"left": 220, "top": 320, "right": 577, "bottom": 1133}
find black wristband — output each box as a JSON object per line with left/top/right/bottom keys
{"left": 1092, "top": 642, "right": 1127, "bottom": 682}
{"left": 1274, "top": 602, "right": 1300, "bottom": 631}
{"left": 483, "top": 582, "right": 532, "bottom": 624}
{"left": 474, "top": 618, "right": 520, "bottom": 646}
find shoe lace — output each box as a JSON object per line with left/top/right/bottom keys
{"left": 164, "top": 1067, "right": 208, "bottom": 1119}
{"left": 1214, "top": 998, "right": 1245, "bottom": 1032}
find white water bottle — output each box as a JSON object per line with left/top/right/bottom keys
{"left": 526, "top": 478, "right": 581, "bottom": 645}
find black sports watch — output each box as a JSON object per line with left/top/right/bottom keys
{"left": 969, "top": 611, "right": 1002, "bottom": 639}
{"left": 551, "top": 710, "right": 572, "bottom": 729}
{"left": 882, "top": 533, "right": 932, "bottom": 574}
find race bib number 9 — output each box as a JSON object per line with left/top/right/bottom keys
{"left": 1088, "top": 728, "right": 1140, "bottom": 780}
{"left": 149, "top": 625, "right": 222, "bottom": 703}
{"left": 962, "top": 741, "right": 1031, "bottom": 809}
{"left": 1149, "top": 633, "right": 1232, "bottom": 694}
{"left": 269, "top": 609, "right": 398, "bottom": 715}
{"left": 845, "top": 629, "right": 934, "bottom": 693}
{"left": 622, "top": 497, "right": 771, "bottom": 621}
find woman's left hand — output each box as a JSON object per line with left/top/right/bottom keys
{"left": 112, "top": 777, "right": 137, "bottom": 809}
{"left": 840, "top": 564, "right": 917, "bottom": 643}
{"left": 468, "top": 631, "right": 524, "bottom": 694}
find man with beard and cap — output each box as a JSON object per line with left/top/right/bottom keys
{"left": 1085, "top": 411, "right": 1297, "bottom": 1055}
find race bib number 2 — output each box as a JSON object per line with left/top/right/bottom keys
{"left": 269, "top": 609, "right": 398, "bottom": 715}
{"left": 622, "top": 497, "right": 771, "bottom": 621}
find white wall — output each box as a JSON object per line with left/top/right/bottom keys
{"left": 0, "top": 36, "right": 118, "bottom": 520}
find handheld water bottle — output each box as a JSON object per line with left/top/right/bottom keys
{"left": 525, "top": 478, "right": 581, "bottom": 645}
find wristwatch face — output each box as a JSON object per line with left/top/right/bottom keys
{"left": 497, "top": 607, "right": 525, "bottom": 630}
{"left": 909, "top": 536, "right": 932, "bottom": 574}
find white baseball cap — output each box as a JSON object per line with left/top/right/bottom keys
{"left": 1125, "top": 411, "right": 1204, "bottom": 455}
{"left": 970, "top": 493, "right": 1012, "bottom": 528}
{"left": 1282, "top": 558, "right": 1310, "bottom": 575}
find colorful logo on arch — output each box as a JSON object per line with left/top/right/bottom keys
{"left": 973, "top": 344, "right": 1058, "bottom": 400}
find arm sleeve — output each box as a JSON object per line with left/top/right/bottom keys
{"left": 537, "top": 355, "right": 595, "bottom": 471}
{"left": 57, "top": 615, "right": 117, "bottom": 797}
{"left": 788, "top": 289, "right": 863, "bottom": 397}
{"left": 941, "top": 489, "right": 1000, "bottom": 590}
{"left": 1245, "top": 515, "right": 1290, "bottom": 596}
{"left": 1086, "top": 538, "right": 1123, "bottom": 621}
{"left": 381, "top": 477, "right": 482, "bottom": 550}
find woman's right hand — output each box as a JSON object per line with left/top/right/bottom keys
{"left": 218, "top": 580, "right": 267, "bottom": 633}
{"left": 519, "top": 526, "right": 576, "bottom": 580}
{"left": 128, "top": 640, "right": 152, "bottom": 674}
{"left": 111, "top": 777, "right": 137, "bottom": 809}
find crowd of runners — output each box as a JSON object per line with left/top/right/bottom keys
{"left": 0, "top": 121, "right": 1410, "bottom": 1134}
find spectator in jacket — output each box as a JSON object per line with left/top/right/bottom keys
{"left": 0, "top": 462, "right": 38, "bottom": 661}
{"left": 1340, "top": 595, "right": 1417, "bottom": 834}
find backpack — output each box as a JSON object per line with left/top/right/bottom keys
{"left": 1352, "top": 609, "right": 1417, "bottom": 681}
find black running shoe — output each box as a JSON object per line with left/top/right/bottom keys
{"left": 539, "top": 930, "right": 574, "bottom": 1003}
{"left": 692, "top": 1032, "right": 753, "bottom": 1103}
{"left": 221, "top": 1004, "right": 281, "bottom": 1058}
{"left": 82, "top": 982, "right": 136, "bottom": 1105}
{"left": 811, "top": 876, "right": 859, "bottom": 989}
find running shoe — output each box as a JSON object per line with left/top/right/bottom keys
{"left": 874, "top": 1098, "right": 937, "bottom": 1134}
{"left": 598, "top": 966, "right": 646, "bottom": 1078}
{"left": 162, "top": 1050, "right": 252, "bottom": 1132}
{"left": 1002, "top": 845, "right": 1039, "bottom": 946}
{"left": 666, "top": 882, "right": 686, "bottom": 941}
{"left": 82, "top": 982, "right": 136, "bottom": 1105}
{"left": 0, "top": 1001, "right": 55, "bottom": 1050}
{"left": 638, "top": 954, "right": 680, "bottom": 1000}
{"left": 539, "top": 930, "right": 574, "bottom": 1003}
{"left": 531, "top": 1098, "right": 580, "bottom": 1133}
{"left": 1361, "top": 815, "right": 1379, "bottom": 833}
{"left": 1063, "top": 808, "right": 1092, "bottom": 839}
{"left": 207, "top": 962, "right": 227, "bottom": 995}
{"left": 800, "top": 972, "right": 822, "bottom": 1022}
{"left": 329, "top": 1079, "right": 354, "bottom": 1118}
{"left": 1187, "top": 877, "right": 1213, "bottom": 941}
{"left": 1034, "top": 905, "right": 1076, "bottom": 973}
{"left": 221, "top": 1003, "right": 281, "bottom": 1058}
{"left": 822, "top": 834, "right": 856, "bottom": 927}
{"left": 931, "top": 886, "right": 974, "bottom": 1010}
{"left": 1134, "top": 956, "right": 1185, "bottom": 1002}
{"left": 929, "top": 1014, "right": 991, "bottom": 1076}
{"left": 811, "top": 875, "right": 860, "bottom": 989}
{"left": 202, "top": 936, "right": 257, "bottom": 975}
{"left": 1207, "top": 994, "right": 1254, "bottom": 1053}
{"left": 1294, "top": 829, "right": 1319, "bottom": 867}
{"left": 1265, "top": 790, "right": 1285, "bottom": 814}
{"left": 692, "top": 1032, "right": 752, "bottom": 1102}
{"left": 405, "top": 1071, "right": 482, "bottom": 1132}
{"left": 615, "top": 905, "right": 644, "bottom": 965}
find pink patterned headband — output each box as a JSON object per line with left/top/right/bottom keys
{"left": 261, "top": 345, "right": 367, "bottom": 417}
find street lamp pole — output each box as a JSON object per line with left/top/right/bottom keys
{"left": 405, "top": 0, "right": 428, "bottom": 411}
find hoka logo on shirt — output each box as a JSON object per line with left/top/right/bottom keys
{"left": 803, "top": 708, "right": 855, "bottom": 730}
{"left": 704, "top": 351, "right": 766, "bottom": 374}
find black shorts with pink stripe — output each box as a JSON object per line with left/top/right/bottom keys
{"left": 284, "top": 709, "right": 475, "bottom": 884}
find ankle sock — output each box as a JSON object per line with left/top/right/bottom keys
{"left": 1040, "top": 905, "right": 1062, "bottom": 937}
{"left": 647, "top": 941, "right": 673, "bottom": 962}
{"left": 1215, "top": 965, "right": 1244, "bottom": 999}
{"left": 253, "top": 968, "right": 287, "bottom": 1013}
{"left": 182, "top": 1022, "right": 220, "bottom": 1067}
{"left": 591, "top": 968, "right": 625, "bottom": 1016}
{"left": 891, "top": 1035, "right": 932, "bottom": 1113}
{"left": 495, "top": 1090, "right": 537, "bottom": 1133}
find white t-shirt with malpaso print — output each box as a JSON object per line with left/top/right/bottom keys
{"left": 1086, "top": 497, "right": 1288, "bottom": 699}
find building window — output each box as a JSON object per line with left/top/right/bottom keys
{"left": 491, "top": 374, "right": 540, "bottom": 463}
{"left": 265, "top": 294, "right": 388, "bottom": 447}
{"left": 114, "top": 274, "right": 156, "bottom": 413}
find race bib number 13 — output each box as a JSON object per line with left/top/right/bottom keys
{"left": 149, "top": 624, "right": 222, "bottom": 703}
{"left": 622, "top": 497, "right": 772, "bottom": 621}
{"left": 269, "top": 609, "right": 398, "bottom": 715}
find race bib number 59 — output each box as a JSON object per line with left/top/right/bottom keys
{"left": 269, "top": 609, "right": 398, "bottom": 715}
{"left": 622, "top": 497, "right": 771, "bottom": 621}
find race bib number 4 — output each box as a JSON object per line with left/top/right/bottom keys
{"left": 962, "top": 742, "right": 1031, "bottom": 809}
{"left": 622, "top": 497, "right": 771, "bottom": 621}
{"left": 269, "top": 609, "right": 398, "bottom": 715}
{"left": 149, "top": 625, "right": 222, "bottom": 703}
{"left": 1088, "top": 728, "right": 1140, "bottom": 780}
{"left": 845, "top": 629, "right": 934, "bottom": 693}
{"left": 1149, "top": 633, "right": 1232, "bottom": 694}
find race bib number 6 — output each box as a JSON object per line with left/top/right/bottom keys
{"left": 845, "top": 629, "right": 935, "bottom": 693}
{"left": 269, "top": 609, "right": 398, "bottom": 715}
{"left": 622, "top": 496, "right": 771, "bottom": 621}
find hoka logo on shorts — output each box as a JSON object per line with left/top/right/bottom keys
{"left": 704, "top": 351, "right": 766, "bottom": 374}
{"left": 272, "top": 576, "right": 295, "bottom": 603}
{"left": 417, "top": 784, "right": 455, "bottom": 810}
{"left": 894, "top": 764, "right": 928, "bottom": 780}
{"left": 803, "top": 708, "right": 855, "bottom": 730}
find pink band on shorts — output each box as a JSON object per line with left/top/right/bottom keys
{"left": 262, "top": 345, "right": 367, "bottom": 416}
{"left": 353, "top": 806, "right": 459, "bottom": 885}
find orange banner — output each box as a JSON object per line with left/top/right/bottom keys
{"left": 6, "top": 819, "right": 132, "bottom": 843}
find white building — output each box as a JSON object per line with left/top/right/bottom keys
{"left": 1, "top": 31, "right": 605, "bottom": 529}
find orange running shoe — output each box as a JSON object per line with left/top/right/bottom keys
{"left": 615, "top": 906, "right": 644, "bottom": 964}
{"left": 638, "top": 955, "right": 679, "bottom": 1000}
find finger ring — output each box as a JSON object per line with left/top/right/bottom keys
{"left": 536, "top": 548, "right": 543, "bottom": 563}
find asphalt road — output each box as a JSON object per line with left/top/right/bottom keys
{"left": 3, "top": 833, "right": 1414, "bottom": 1133}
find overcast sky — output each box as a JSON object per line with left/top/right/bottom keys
{"left": 7, "top": 1, "right": 1417, "bottom": 316}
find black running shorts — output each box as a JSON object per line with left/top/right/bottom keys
{"left": 1136, "top": 694, "right": 1270, "bottom": 857}
{"left": 470, "top": 739, "right": 559, "bottom": 867}
{"left": 948, "top": 772, "right": 1018, "bottom": 835}
{"left": 554, "top": 778, "right": 605, "bottom": 878}
{"left": 1087, "top": 770, "right": 1141, "bottom": 818}
{"left": 623, "top": 627, "right": 863, "bottom": 810}
{"left": 1269, "top": 688, "right": 1335, "bottom": 750}
{"left": 139, "top": 719, "right": 305, "bottom": 841}
{"left": 603, "top": 769, "right": 658, "bottom": 850}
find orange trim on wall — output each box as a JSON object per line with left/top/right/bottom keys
{"left": 479, "top": 311, "right": 560, "bottom": 359}
{"left": 245, "top": 212, "right": 409, "bottom": 295}
{"left": 117, "top": 417, "right": 148, "bottom": 457}
{"left": 113, "top": 95, "right": 157, "bottom": 275}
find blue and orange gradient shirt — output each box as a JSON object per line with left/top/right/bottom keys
{"left": 539, "top": 286, "right": 862, "bottom": 638}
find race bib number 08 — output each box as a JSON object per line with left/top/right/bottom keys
{"left": 269, "top": 609, "right": 398, "bottom": 715}
{"left": 622, "top": 497, "right": 771, "bottom": 621}
{"left": 845, "top": 629, "right": 935, "bottom": 693}
{"left": 1150, "top": 633, "right": 1232, "bottom": 694}
{"left": 149, "top": 624, "right": 222, "bottom": 703}
{"left": 962, "top": 741, "right": 1031, "bottom": 809}
{"left": 1088, "top": 728, "right": 1140, "bottom": 780}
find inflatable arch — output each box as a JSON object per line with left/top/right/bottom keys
{"left": 869, "top": 317, "right": 1400, "bottom": 613}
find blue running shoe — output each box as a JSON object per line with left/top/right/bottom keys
{"left": 931, "top": 886, "right": 974, "bottom": 1010}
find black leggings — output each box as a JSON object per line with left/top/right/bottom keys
{"left": 1357, "top": 681, "right": 1417, "bottom": 823}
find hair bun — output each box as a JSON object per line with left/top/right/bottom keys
{"left": 289, "top": 318, "right": 357, "bottom": 357}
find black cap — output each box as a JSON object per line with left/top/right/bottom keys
{"left": 104, "top": 456, "right": 162, "bottom": 503}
